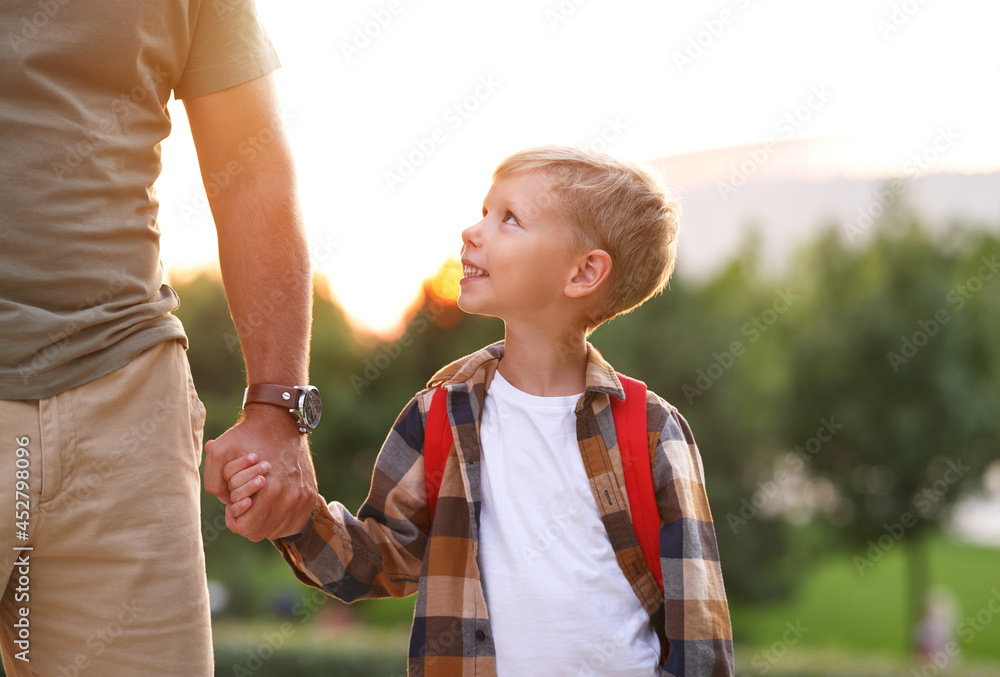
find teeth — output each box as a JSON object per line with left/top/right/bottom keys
{"left": 463, "top": 265, "right": 488, "bottom": 277}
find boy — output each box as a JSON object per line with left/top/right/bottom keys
{"left": 225, "top": 146, "right": 734, "bottom": 676}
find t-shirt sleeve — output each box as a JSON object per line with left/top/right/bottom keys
{"left": 173, "top": 0, "right": 281, "bottom": 100}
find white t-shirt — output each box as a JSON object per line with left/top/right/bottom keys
{"left": 477, "top": 370, "right": 660, "bottom": 676}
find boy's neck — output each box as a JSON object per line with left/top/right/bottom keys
{"left": 498, "top": 324, "right": 589, "bottom": 397}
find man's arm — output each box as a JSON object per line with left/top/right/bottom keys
{"left": 184, "top": 73, "right": 318, "bottom": 542}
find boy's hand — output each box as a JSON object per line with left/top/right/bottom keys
{"left": 222, "top": 453, "right": 272, "bottom": 520}
{"left": 204, "top": 405, "right": 319, "bottom": 541}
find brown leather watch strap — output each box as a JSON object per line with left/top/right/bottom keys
{"left": 243, "top": 384, "right": 298, "bottom": 410}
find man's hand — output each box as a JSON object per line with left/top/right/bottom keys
{"left": 185, "top": 74, "right": 318, "bottom": 543}
{"left": 205, "top": 404, "right": 318, "bottom": 541}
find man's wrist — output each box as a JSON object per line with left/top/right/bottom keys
{"left": 242, "top": 383, "right": 322, "bottom": 433}
{"left": 240, "top": 402, "right": 304, "bottom": 436}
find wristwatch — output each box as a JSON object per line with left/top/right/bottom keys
{"left": 242, "top": 384, "right": 322, "bottom": 433}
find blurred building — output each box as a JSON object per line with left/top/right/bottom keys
{"left": 648, "top": 129, "right": 1000, "bottom": 277}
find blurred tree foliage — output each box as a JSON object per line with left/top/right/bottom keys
{"left": 597, "top": 233, "right": 816, "bottom": 605}
{"left": 173, "top": 208, "right": 999, "bottom": 646}
{"left": 780, "top": 206, "right": 1000, "bottom": 644}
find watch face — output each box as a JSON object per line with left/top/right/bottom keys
{"left": 302, "top": 387, "right": 322, "bottom": 428}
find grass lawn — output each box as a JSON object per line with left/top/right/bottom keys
{"left": 732, "top": 646, "right": 1000, "bottom": 677}
{"left": 730, "top": 533, "right": 1000, "bottom": 666}
{"left": 208, "top": 532, "right": 999, "bottom": 675}
{"left": 213, "top": 618, "right": 408, "bottom": 677}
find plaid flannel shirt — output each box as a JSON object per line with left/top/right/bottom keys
{"left": 276, "top": 341, "right": 734, "bottom": 676}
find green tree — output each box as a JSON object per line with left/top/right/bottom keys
{"left": 597, "top": 236, "right": 813, "bottom": 606}
{"left": 781, "top": 211, "right": 999, "bottom": 648}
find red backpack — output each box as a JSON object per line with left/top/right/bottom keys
{"left": 422, "top": 372, "right": 664, "bottom": 593}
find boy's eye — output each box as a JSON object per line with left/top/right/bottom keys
{"left": 502, "top": 212, "right": 519, "bottom": 226}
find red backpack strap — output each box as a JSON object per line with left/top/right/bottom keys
{"left": 424, "top": 386, "right": 452, "bottom": 525}
{"left": 610, "top": 373, "right": 663, "bottom": 592}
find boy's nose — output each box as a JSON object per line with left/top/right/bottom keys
{"left": 461, "top": 220, "right": 484, "bottom": 247}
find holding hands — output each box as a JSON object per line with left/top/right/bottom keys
{"left": 220, "top": 452, "right": 272, "bottom": 520}
{"left": 204, "top": 405, "right": 318, "bottom": 541}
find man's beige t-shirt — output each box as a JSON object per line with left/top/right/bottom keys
{"left": 0, "top": 0, "right": 281, "bottom": 398}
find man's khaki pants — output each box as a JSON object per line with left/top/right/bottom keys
{"left": 0, "top": 340, "right": 213, "bottom": 676}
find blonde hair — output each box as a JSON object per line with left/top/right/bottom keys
{"left": 493, "top": 145, "right": 680, "bottom": 327}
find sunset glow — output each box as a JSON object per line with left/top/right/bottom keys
{"left": 155, "top": 0, "right": 1000, "bottom": 337}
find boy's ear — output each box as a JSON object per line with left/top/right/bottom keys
{"left": 564, "top": 249, "right": 612, "bottom": 299}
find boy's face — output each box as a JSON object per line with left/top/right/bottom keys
{"left": 458, "top": 171, "right": 583, "bottom": 327}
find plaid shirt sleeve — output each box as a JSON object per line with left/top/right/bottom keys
{"left": 650, "top": 396, "right": 734, "bottom": 676}
{"left": 274, "top": 393, "right": 432, "bottom": 602}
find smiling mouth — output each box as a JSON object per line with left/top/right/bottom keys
{"left": 463, "top": 264, "right": 488, "bottom": 278}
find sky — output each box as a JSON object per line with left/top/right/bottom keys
{"left": 155, "top": 0, "right": 1000, "bottom": 335}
